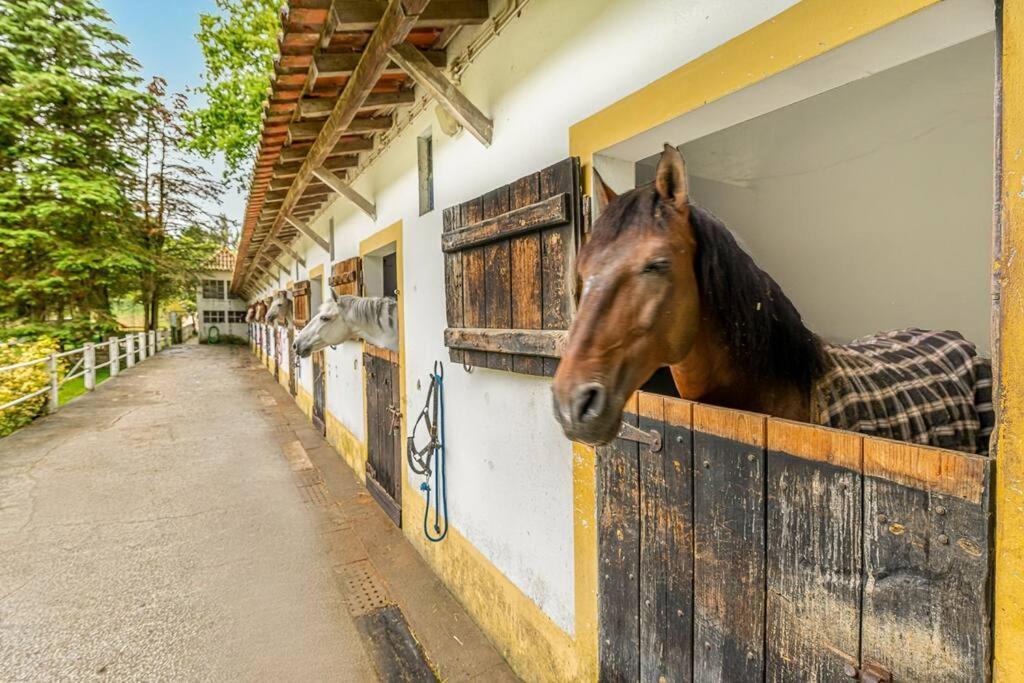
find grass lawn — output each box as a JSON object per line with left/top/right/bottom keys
{"left": 59, "top": 366, "right": 112, "bottom": 405}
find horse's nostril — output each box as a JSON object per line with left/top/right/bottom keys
{"left": 573, "top": 383, "right": 606, "bottom": 424}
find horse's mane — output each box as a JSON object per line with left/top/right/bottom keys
{"left": 592, "top": 184, "right": 826, "bottom": 393}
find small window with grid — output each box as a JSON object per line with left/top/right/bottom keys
{"left": 203, "top": 310, "right": 225, "bottom": 324}
{"left": 227, "top": 310, "right": 246, "bottom": 323}
{"left": 201, "top": 279, "right": 225, "bottom": 299}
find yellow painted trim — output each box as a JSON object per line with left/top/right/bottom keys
{"left": 565, "top": 2, "right": 940, "bottom": 680}
{"left": 359, "top": 221, "right": 407, "bottom": 525}
{"left": 296, "top": 385, "right": 313, "bottom": 419}
{"left": 569, "top": 0, "right": 941, "bottom": 177}
{"left": 308, "top": 263, "right": 324, "bottom": 280}
{"left": 326, "top": 409, "right": 368, "bottom": 483}
{"left": 996, "top": 2, "right": 1024, "bottom": 676}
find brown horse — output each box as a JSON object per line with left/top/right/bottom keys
{"left": 552, "top": 145, "right": 993, "bottom": 454}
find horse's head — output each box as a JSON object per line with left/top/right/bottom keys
{"left": 246, "top": 306, "right": 255, "bottom": 323}
{"left": 293, "top": 297, "right": 356, "bottom": 358}
{"left": 266, "top": 290, "right": 292, "bottom": 326}
{"left": 552, "top": 145, "right": 701, "bottom": 445}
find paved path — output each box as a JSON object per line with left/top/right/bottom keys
{"left": 0, "top": 344, "right": 376, "bottom": 681}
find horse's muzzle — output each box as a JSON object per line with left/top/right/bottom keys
{"left": 551, "top": 381, "right": 621, "bottom": 446}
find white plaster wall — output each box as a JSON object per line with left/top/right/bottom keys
{"left": 661, "top": 34, "right": 994, "bottom": 351}
{"left": 254, "top": 0, "right": 802, "bottom": 633}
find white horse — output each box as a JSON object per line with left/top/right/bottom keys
{"left": 245, "top": 306, "right": 256, "bottom": 323}
{"left": 265, "top": 290, "right": 293, "bottom": 326}
{"left": 293, "top": 295, "right": 398, "bottom": 356}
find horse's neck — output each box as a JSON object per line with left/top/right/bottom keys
{"left": 345, "top": 297, "right": 397, "bottom": 348}
{"left": 669, "top": 319, "right": 809, "bottom": 421}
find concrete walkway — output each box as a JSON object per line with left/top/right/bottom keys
{"left": 0, "top": 344, "right": 377, "bottom": 680}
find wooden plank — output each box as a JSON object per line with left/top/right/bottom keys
{"left": 299, "top": 89, "right": 417, "bottom": 118}
{"left": 639, "top": 395, "right": 693, "bottom": 682}
{"left": 390, "top": 356, "right": 403, "bottom": 514}
{"left": 279, "top": 136, "right": 374, "bottom": 162}
{"left": 289, "top": 116, "right": 393, "bottom": 141}
{"left": 388, "top": 42, "right": 492, "bottom": 146}
{"left": 540, "top": 159, "right": 578, "bottom": 376}
{"left": 314, "top": 50, "right": 446, "bottom": 78}
{"left": 482, "top": 187, "right": 512, "bottom": 371}
{"left": 864, "top": 438, "right": 988, "bottom": 504}
{"left": 693, "top": 403, "right": 766, "bottom": 682}
{"left": 766, "top": 420, "right": 863, "bottom": 681}
{"left": 330, "top": 257, "right": 362, "bottom": 296}
{"left": 598, "top": 393, "right": 640, "bottom": 681}
{"left": 442, "top": 206, "right": 464, "bottom": 365}
{"left": 442, "top": 328, "right": 564, "bottom": 358}
{"left": 461, "top": 197, "right": 487, "bottom": 368}
{"left": 271, "top": 237, "right": 306, "bottom": 267}
{"left": 509, "top": 173, "right": 544, "bottom": 375}
{"left": 332, "top": 1, "right": 489, "bottom": 31}
{"left": 861, "top": 438, "right": 993, "bottom": 681}
{"left": 440, "top": 193, "right": 569, "bottom": 252}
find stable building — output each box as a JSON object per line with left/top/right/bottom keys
{"left": 236, "top": 2, "right": 1024, "bottom": 680}
{"left": 196, "top": 247, "right": 248, "bottom": 341}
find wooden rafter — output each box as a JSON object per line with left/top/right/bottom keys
{"left": 313, "top": 165, "right": 377, "bottom": 220}
{"left": 285, "top": 215, "right": 331, "bottom": 253}
{"left": 242, "top": 0, "right": 433, "bottom": 287}
{"left": 272, "top": 237, "right": 306, "bottom": 266}
{"left": 388, "top": 41, "right": 492, "bottom": 145}
{"left": 331, "top": 0, "right": 487, "bottom": 31}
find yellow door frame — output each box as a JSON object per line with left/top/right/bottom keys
{"left": 359, "top": 221, "right": 407, "bottom": 524}
{"left": 567, "top": 0, "right": 1024, "bottom": 679}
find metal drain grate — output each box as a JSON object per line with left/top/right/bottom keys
{"left": 300, "top": 482, "right": 330, "bottom": 507}
{"left": 338, "top": 560, "right": 391, "bottom": 616}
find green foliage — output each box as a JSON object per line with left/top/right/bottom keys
{"left": 0, "top": 337, "right": 58, "bottom": 437}
{"left": 0, "top": 0, "right": 149, "bottom": 326}
{"left": 185, "top": 0, "right": 281, "bottom": 187}
{"left": 3, "top": 320, "right": 120, "bottom": 349}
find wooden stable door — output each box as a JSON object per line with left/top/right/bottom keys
{"left": 287, "top": 327, "right": 297, "bottom": 397}
{"left": 364, "top": 345, "right": 402, "bottom": 526}
{"left": 273, "top": 327, "right": 281, "bottom": 381}
{"left": 311, "top": 350, "right": 326, "bottom": 435}
{"left": 597, "top": 392, "right": 993, "bottom": 682}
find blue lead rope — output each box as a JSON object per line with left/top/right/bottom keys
{"left": 409, "top": 362, "right": 448, "bottom": 542}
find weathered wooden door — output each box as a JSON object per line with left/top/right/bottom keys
{"left": 273, "top": 326, "right": 281, "bottom": 381}
{"left": 597, "top": 392, "right": 994, "bottom": 682}
{"left": 311, "top": 349, "right": 326, "bottom": 435}
{"left": 364, "top": 345, "right": 402, "bottom": 526}
{"left": 287, "top": 326, "right": 297, "bottom": 396}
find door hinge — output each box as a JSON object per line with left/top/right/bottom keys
{"left": 616, "top": 421, "right": 662, "bottom": 453}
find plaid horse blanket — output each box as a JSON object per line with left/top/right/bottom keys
{"left": 811, "top": 329, "right": 994, "bottom": 455}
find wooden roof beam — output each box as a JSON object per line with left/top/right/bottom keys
{"left": 285, "top": 215, "right": 330, "bottom": 253}
{"left": 331, "top": 0, "right": 487, "bottom": 31}
{"left": 313, "top": 166, "right": 376, "bottom": 220}
{"left": 388, "top": 42, "right": 492, "bottom": 146}
{"left": 288, "top": 116, "right": 393, "bottom": 142}
{"left": 271, "top": 237, "right": 306, "bottom": 267}
{"left": 314, "top": 50, "right": 445, "bottom": 79}
{"left": 273, "top": 154, "right": 357, "bottom": 179}
{"left": 299, "top": 90, "right": 416, "bottom": 119}
{"left": 243, "top": 0, "right": 432, "bottom": 288}
{"left": 279, "top": 136, "right": 374, "bottom": 162}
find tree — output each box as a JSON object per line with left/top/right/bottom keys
{"left": 184, "top": 0, "right": 280, "bottom": 188}
{"left": 131, "top": 77, "right": 229, "bottom": 331}
{"left": 0, "top": 0, "right": 148, "bottom": 338}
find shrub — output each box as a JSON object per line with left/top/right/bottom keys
{"left": 0, "top": 337, "right": 59, "bottom": 437}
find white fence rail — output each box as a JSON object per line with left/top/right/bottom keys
{"left": 0, "top": 330, "right": 173, "bottom": 414}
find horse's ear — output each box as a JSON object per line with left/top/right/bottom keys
{"left": 655, "top": 143, "right": 689, "bottom": 212}
{"left": 593, "top": 169, "right": 617, "bottom": 215}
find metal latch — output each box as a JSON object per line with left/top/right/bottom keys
{"left": 387, "top": 405, "right": 402, "bottom": 433}
{"left": 616, "top": 421, "right": 662, "bottom": 452}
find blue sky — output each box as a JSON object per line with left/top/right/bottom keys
{"left": 99, "top": 0, "right": 246, "bottom": 222}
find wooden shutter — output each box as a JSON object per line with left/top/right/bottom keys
{"left": 329, "top": 257, "right": 363, "bottom": 296}
{"left": 442, "top": 157, "right": 582, "bottom": 376}
{"left": 292, "top": 280, "right": 311, "bottom": 329}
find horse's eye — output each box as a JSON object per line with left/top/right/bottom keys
{"left": 643, "top": 259, "right": 670, "bottom": 275}
{"left": 321, "top": 315, "right": 332, "bottom": 322}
